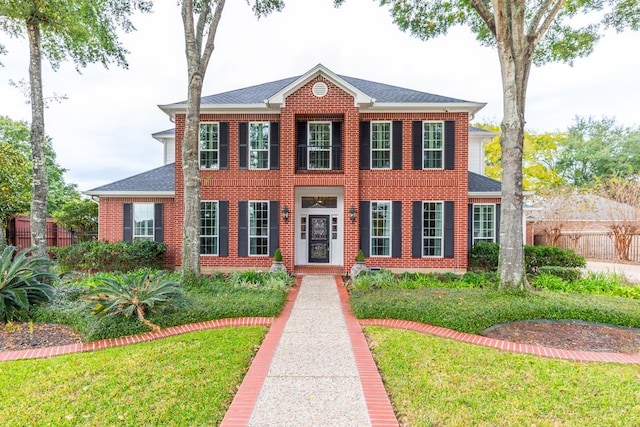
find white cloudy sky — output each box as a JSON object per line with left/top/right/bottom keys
{"left": 1, "top": 0, "right": 639, "bottom": 191}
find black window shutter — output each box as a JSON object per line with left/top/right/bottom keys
{"left": 444, "top": 201, "right": 454, "bottom": 258}
{"left": 123, "top": 203, "right": 132, "bottom": 242}
{"left": 270, "top": 122, "right": 280, "bottom": 170}
{"left": 444, "top": 120, "right": 455, "bottom": 170}
{"left": 219, "top": 201, "right": 229, "bottom": 257}
{"left": 495, "top": 203, "right": 501, "bottom": 244}
{"left": 360, "top": 121, "right": 370, "bottom": 170}
{"left": 392, "top": 201, "right": 402, "bottom": 258}
{"left": 359, "top": 201, "right": 370, "bottom": 257}
{"left": 332, "top": 121, "right": 342, "bottom": 170}
{"left": 269, "top": 201, "right": 279, "bottom": 256}
{"left": 297, "top": 121, "right": 307, "bottom": 170}
{"left": 220, "top": 122, "right": 229, "bottom": 170}
{"left": 392, "top": 121, "right": 403, "bottom": 170}
{"left": 154, "top": 203, "right": 163, "bottom": 243}
{"left": 238, "top": 201, "right": 248, "bottom": 257}
{"left": 468, "top": 204, "right": 474, "bottom": 251}
{"left": 412, "top": 121, "right": 422, "bottom": 170}
{"left": 412, "top": 201, "right": 422, "bottom": 258}
{"left": 238, "top": 122, "right": 248, "bottom": 170}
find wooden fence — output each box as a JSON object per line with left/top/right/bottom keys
{"left": 553, "top": 233, "right": 640, "bottom": 262}
{"left": 6, "top": 215, "right": 97, "bottom": 250}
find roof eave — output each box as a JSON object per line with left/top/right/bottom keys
{"left": 364, "top": 102, "right": 486, "bottom": 115}
{"left": 468, "top": 191, "right": 502, "bottom": 198}
{"left": 158, "top": 103, "right": 282, "bottom": 116}
{"left": 83, "top": 191, "right": 175, "bottom": 197}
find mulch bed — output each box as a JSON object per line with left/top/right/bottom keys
{"left": 2, "top": 320, "right": 640, "bottom": 354}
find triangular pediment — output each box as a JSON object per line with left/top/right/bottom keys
{"left": 265, "top": 64, "right": 375, "bottom": 108}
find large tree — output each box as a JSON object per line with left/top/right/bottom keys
{"left": 557, "top": 116, "right": 640, "bottom": 187}
{"left": 0, "top": 0, "right": 152, "bottom": 256}
{"left": 0, "top": 116, "right": 80, "bottom": 213}
{"left": 179, "top": 0, "right": 283, "bottom": 277}
{"left": 339, "top": 0, "right": 639, "bottom": 288}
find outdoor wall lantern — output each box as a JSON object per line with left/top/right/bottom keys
{"left": 282, "top": 205, "right": 290, "bottom": 221}
{"left": 349, "top": 205, "right": 357, "bottom": 223}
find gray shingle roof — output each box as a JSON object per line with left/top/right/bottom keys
{"left": 168, "top": 74, "right": 472, "bottom": 106}
{"left": 86, "top": 163, "right": 175, "bottom": 194}
{"left": 468, "top": 171, "right": 502, "bottom": 193}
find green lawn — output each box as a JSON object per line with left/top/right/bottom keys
{"left": 0, "top": 327, "right": 266, "bottom": 426}
{"left": 366, "top": 327, "right": 640, "bottom": 427}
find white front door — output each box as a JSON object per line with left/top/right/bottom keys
{"left": 294, "top": 187, "right": 343, "bottom": 266}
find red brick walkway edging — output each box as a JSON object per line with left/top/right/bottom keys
{"left": 359, "top": 319, "right": 640, "bottom": 364}
{"left": 0, "top": 317, "right": 274, "bottom": 362}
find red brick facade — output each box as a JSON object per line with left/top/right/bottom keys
{"left": 95, "top": 69, "right": 500, "bottom": 274}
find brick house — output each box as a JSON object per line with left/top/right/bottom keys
{"left": 85, "top": 64, "right": 501, "bottom": 274}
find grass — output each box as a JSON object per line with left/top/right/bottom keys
{"left": 366, "top": 327, "right": 640, "bottom": 426}
{"left": 350, "top": 287, "right": 640, "bottom": 333}
{"left": 0, "top": 327, "right": 266, "bottom": 426}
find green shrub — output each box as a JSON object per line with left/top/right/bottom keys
{"left": 351, "top": 269, "right": 398, "bottom": 290}
{"left": 229, "top": 270, "right": 294, "bottom": 291}
{"left": 52, "top": 240, "right": 167, "bottom": 273}
{"left": 461, "top": 271, "right": 499, "bottom": 288}
{"left": 89, "top": 270, "right": 183, "bottom": 331}
{"left": 468, "top": 242, "right": 586, "bottom": 273}
{"left": 0, "top": 246, "right": 58, "bottom": 322}
{"left": 356, "top": 249, "right": 365, "bottom": 262}
{"left": 536, "top": 266, "right": 582, "bottom": 282}
{"left": 273, "top": 248, "right": 283, "bottom": 262}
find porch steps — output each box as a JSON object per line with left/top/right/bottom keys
{"left": 293, "top": 265, "right": 345, "bottom": 276}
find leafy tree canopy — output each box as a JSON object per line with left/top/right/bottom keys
{"left": 0, "top": 141, "right": 32, "bottom": 223}
{"left": 0, "top": 0, "right": 152, "bottom": 70}
{"left": 556, "top": 116, "right": 640, "bottom": 187}
{"left": 0, "top": 115, "right": 80, "bottom": 212}
{"left": 480, "top": 123, "right": 566, "bottom": 191}
{"left": 52, "top": 198, "right": 98, "bottom": 233}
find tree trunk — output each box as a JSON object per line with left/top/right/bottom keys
{"left": 493, "top": 2, "right": 532, "bottom": 289}
{"left": 26, "top": 19, "right": 48, "bottom": 257}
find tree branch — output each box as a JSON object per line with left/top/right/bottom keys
{"left": 195, "top": 1, "right": 212, "bottom": 56}
{"left": 531, "top": 0, "right": 565, "bottom": 44}
{"left": 199, "top": 0, "right": 225, "bottom": 76}
{"left": 470, "top": 0, "right": 496, "bottom": 36}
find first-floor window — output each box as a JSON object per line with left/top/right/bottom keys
{"left": 473, "top": 204, "right": 495, "bottom": 245}
{"left": 201, "top": 201, "right": 219, "bottom": 255}
{"left": 133, "top": 203, "right": 154, "bottom": 241}
{"left": 370, "top": 201, "right": 391, "bottom": 256}
{"left": 422, "top": 202, "right": 443, "bottom": 257}
{"left": 249, "top": 201, "right": 269, "bottom": 255}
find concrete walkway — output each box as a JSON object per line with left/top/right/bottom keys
{"left": 586, "top": 261, "right": 640, "bottom": 284}
{"left": 221, "top": 275, "right": 398, "bottom": 427}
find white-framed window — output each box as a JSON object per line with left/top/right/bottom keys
{"left": 371, "top": 121, "right": 392, "bottom": 169}
{"left": 199, "top": 122, "right": 219, "bottom": 169}
{"left": 308, "top": 122, "right": 331, "bottom": 170}
{"left": 249, "top": 201, "right": 269, "bottom": 256}
{"left": 370, "top": 201, "right": 391, "bottom": 257}
{"left": 473, "top": 204, "right": 496, "bottom": 245}
{"left": 422, "top": 121, "right": 444, "bottom": 169}
{"left": 249, "top": 122, "right": 269, "bottom": 169}
{"left": 422, "top": 201, "right": 443, "bottom": 257}
{"left": 133, "top": 203, "right": 154, "bottom": 241}
{"left": 200, "top": 201, "right": 219, "bottom": 255}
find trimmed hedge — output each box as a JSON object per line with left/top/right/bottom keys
{"left": 51, "top": 240, "right": 167, "bottom": 273}
{"left": 468, "top": 242, "right": 586, "bottom": 274}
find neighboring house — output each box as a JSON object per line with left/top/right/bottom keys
{"left": 85, "top": 64, "right": 501, "bottom": 274}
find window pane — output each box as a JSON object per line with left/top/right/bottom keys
{"left": 200, "top": 123, "right": 219, "bottom": 169}
{"left": 371, "top": 122, "right": 392, "bottom": 169}
{"left": 200, "top": 201, "right": 218, "bottom": 255}
{"left": 133, "top": 203, "right": 154, "bottom": 241}
{"left": 473, "top": 204, "right": 495, "bottom": 244}
{"left": 249, "top": 122, "right": 269, "bottom": 169}
{"left": 422, "top": 202, "right": 443, "bottom": 257}
{"left": 422, "top": 122, "right": 443, "bottom": 169}
{"left": 308, "top": 123, "right": 331, "bottom": 170}
{"left": 370, "top": 202, "right": 391, "bottom": 256}
{"left": 249, "top": 202, "right": 269, "bottom": 255}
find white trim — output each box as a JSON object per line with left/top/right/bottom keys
{"left": 132, "top": 203, "right": 155, "bottom": 241}
{"left": 471, "top": 203, "right": 497, "bottom": 245}
{"left": 468, "top": 191, "right": 501, "bottom": 198}
{"left": 362, "top": 102, "right": 486, "bottom": 115}
{"left": 83, "top": 191, "right": 174, "bottom": 197}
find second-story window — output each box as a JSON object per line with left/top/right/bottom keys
{"left": 422, "top": 121, "right": 444, "bottom": 169}
{"left": 308, "top": 122, "right": 331, "bottom": 170}
{"left": 371, "top": 122, "right": 392, "bottom": 169}
{"left": 249, "top": 122, "right": 270, "bottom": 169}
{"left": 200, "top": 122, "right": 219, "bottom": 169}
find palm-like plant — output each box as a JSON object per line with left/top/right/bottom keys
{"left": 0, "top": 246, "right": 57, "bottom": 322}
{"left": 90, "top": 270, "right": 183, "bottom": 331}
